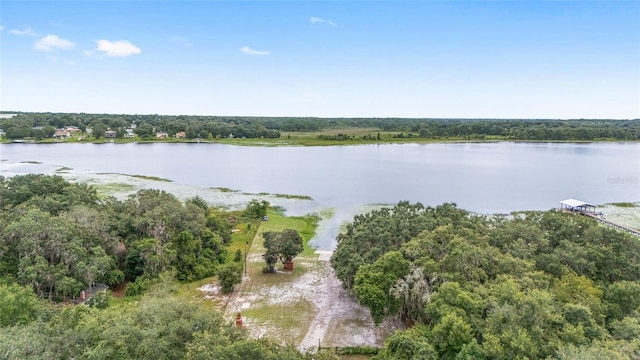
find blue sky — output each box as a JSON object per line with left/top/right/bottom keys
{"left": 1, "top": 1, "right": 638, "bottom": 118}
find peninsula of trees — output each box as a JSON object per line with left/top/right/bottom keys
{"left": 331, "top": 202, "right": 640, "bottom": 359}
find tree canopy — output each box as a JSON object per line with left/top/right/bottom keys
{"left": 332, "top": 202, "right": 640, "bottom": 359}
{"left": 0, "top": 290, "right": 339, "bottom": 360}
{"left": 262, "top": 229, "right": 304, "bottom": 272}
{"left": 0, "top": 175, "right": 232, "bottom": 300}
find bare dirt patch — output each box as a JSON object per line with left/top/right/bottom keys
{"left": 199, "top": 236, "right": 404, "bottom": 350}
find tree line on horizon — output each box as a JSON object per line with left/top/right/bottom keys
{"left": 1, "top": 112, "right": 638, "bottom": 141}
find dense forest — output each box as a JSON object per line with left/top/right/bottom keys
{"left": 1, "top": 112, "right": 639, "bottom": 141}
{"left": 0, "top": 286, "right": 342, "bottom": 359}
{"left": 0, "top": 174, "right": 237, "bottom": 300}
{"left": 0, "top": 175, "right": 341, "bottom": 359}
{"left": 331, "top": 202, "right": 640, "bottom": 359}
{"left": 2, "top": 175, "right": 640, "bottom": 358}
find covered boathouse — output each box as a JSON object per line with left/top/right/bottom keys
{"left": 560, "top": 199, "right": 597, "bottom": 215}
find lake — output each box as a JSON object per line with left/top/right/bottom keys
{"left": 1, "top": 142, "right": 638, "bottom": 249}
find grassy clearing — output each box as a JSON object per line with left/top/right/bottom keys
{"left": 228, "top": 220, "right": 260, "bottom": 255}
{"left": 260, "top": 209, "right": 320, "bottom": 257}
{"left": 200, "top": 129, "right": 486, "bottom": 147}
{"left": 178, "top": 206, "right": 324, "bottom": 346}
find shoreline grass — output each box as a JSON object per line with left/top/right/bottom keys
{"left": 608, "top": 202, "right": 638, "bottom": 208}
{"left": 5, "top": 133, "right": 638, "bottom": 147}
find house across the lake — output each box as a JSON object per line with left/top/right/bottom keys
{"left": 54, "top": 129, "right": 70, "bottom": 140}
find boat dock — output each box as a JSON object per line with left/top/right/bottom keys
{"left": 560, "top": 199, "right": 640, "bottom": 237}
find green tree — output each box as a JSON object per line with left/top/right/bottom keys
{"left": 243, "top": 199, "right": 269, "bottom": 220}
{"left": 431, "top": 313, "right": 474, "bottom": 359}
{"left": 390, "top": 265, "right": 434, "bottom": 323}
{"left": 92, "top": 122, "right": 107, "bottom": 139}
{"left": 218, "top": 263, "right": 242, "bottom": 293}
{"left": 375, "top": 326, "right": 437, "bottom": 360}
{"left": 262, "top": 229, "right": 304, "bottom": 272}
{"left": 187, "top": 195, "right": 209, "bottom": 211}
{"left": 0, "top": 283, "right": 43, "bottom": 327}
{"left": 354, "top": 251, "right": 411, "bottom": 324}
{"left": 604, "top": 281, "right": 640, "bottom": 321}
{"left": 173, "top": 231, "right": 215, "bottom": 282}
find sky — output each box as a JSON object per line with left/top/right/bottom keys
{"left": 1, "top": 1, "right": 639, "bottom": 119}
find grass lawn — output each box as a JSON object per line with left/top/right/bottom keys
{"left": 227, "top": 220, "right": 261, "bottom": 255}
{"left": 259, "top": 209, "right": 320, "bottom": 257}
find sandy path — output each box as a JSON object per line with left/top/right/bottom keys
{"left": 298, "top": 257, "right": 342, "bottom": 351}
{"left": 200, "top": 240, "right": 404, "bottom": 350}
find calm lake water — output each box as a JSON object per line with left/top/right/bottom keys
{"left": 1, "top": 142, "right": 638, "bottom": 249}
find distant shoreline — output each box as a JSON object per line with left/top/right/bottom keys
{"left": 2, "top": 138, "right": 639, "bottom": 147}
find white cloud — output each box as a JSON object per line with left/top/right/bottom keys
{"left": 10, "top": 26, "right": 40, "bottom": 36}
{"left": 309, "top": 17, "right": 336, "bottom": 26}
{"left": 170, "top": 36, "right": 192, "bottom": 48}
{"left": 34, "top": 35, "right": 75, "bottom": 52}
{"left": 96, "top": 40, "right": 141, "bottom": 57}
{"left": 0, "top": 25, "right": 4, "bottom": 32}
{"left": 240, "top": 46, "right": 270, "bottom": 56}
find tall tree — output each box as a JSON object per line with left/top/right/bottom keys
{"left": 262, "top": 229, "right": 303, "bottom": 272}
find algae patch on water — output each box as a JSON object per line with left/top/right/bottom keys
{"left": 274, "top": 193, "right": 313, "bottom": 200}
{"left": 210, "top": 187, "right": 239, "bottom": 193}
{"left": 95, "top": 173, "right": 173, "bottom": 182}
{"left": 129, "top": 175, "right": 173, "bottom": 182}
